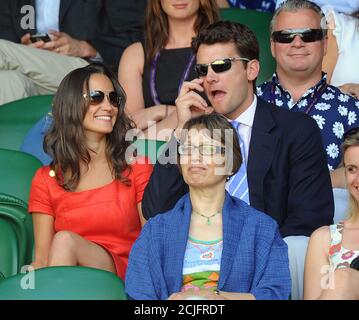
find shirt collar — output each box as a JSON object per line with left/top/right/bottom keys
{"left": 271, "top": 72, "right": 328, "bottom": 99}
{"left": 232, "top": 94, "right": 257, "bottom": 128}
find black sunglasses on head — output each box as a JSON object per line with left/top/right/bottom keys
{"left": 83, "top": 90, "right": 120, "bottom": 107}
{"left": 195, "top": 57, "right": 250, "bottom": 77}
{"left": 271, "top": 28, "right": 327, "bottom": 43}
{"left": 344, "top": 127, "right": 359, "bottom": 140}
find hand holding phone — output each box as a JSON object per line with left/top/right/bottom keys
{"left": 30, "top": 33, "right": 51, "bottom": 43}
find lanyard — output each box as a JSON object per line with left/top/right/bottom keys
{"left": 269, "top": 81, "right": 328, "bottom": 114}
{"left": 149, "top": 51, "right": 195, "bottom": 105}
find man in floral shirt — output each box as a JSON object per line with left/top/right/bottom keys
{"left": 257, "top": 0, "right": 359, "bottom": 172}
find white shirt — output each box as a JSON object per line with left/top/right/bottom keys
{"left": 275, "top": 0, "right": 359, "bottom": 14}
{"left": 36, "top": 0, "right": 61, "bottom": 34}
{"left": 231, "top": 95, "right": 257, "bottom": 165}
{"left": 323, "top": 9, "right": 359, "bottom": 87}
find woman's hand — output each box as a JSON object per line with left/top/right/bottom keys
{"left": 168, "top": 289, "right": 228, "bottom": 300}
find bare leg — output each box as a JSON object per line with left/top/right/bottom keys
{"left": 48, "top": 231, "right": 116, "bottom": 274}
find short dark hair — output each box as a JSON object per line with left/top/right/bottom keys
{"left": 179, "top": 112, "right": 242, "bottom": 176}
{"left": 191, "top": 20, "right": 260, "bottom": 89}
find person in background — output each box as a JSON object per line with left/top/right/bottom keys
{"left": 0, "top": 0, "right": 146, "bottom": 105}
{"left": 216, "top": 0, "right": 276, "bottom": 13}
{"left": 28, "top": 64, "right": 153, "bottom": 280}
{"left": 118, "top": 0, "right": 219, "bottom": 140}
{"left": 126, "top": 113, "right": 291, "bottom": 300}
{"left": 304, "top": 127, "right": 359, "bottom": 300}
{"left": 322, "top": 6, "right": 359, "bottom": 99}
{"left": 257, "top": 0, "right": 359, "bottom": 174}
{"left": 276, "top": 0, "right": 359, "bottom": 14}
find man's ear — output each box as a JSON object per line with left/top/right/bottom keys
{"left": 270, "top": 39, "right": 276, "bottom": 59}
{"left": 246, "top": 59, "right": 260, "bottom": 82}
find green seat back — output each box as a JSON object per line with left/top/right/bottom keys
{"left": 220, "top": 8, "right": 275, "bottom": 84}
{"left": 0, "top": 266, "right": 128, "bottom": 300}
{"left": 0, "top": 149, "right": 42, "bottom": 204}
{"left": 132, "top": 139, "right": 167, "bottom": 164}
{"left": 0, "top": 193, "right": 34, "bottom": 275}
{"left": 0, "top": 219, "right": 19, "bottom": 279}
{"left": 0, "top": 95, "right": 53, "bottom": 151}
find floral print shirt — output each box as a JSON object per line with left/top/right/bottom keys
{"left": 257, "top": 73, "right": 359, "bottom": 169}
{"left": 227, "top": 0, "right": 276, "bottom": 13}
{"left": 329, "top": 221, "right": 359, "bottom": 270}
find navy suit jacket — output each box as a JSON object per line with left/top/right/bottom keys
{"left": 0, "top": 0, "right": 146, "bottom": 69}
{"left": 142, "top": 98, "right": 334, "bottom": 237}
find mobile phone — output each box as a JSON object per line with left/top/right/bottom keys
{"left": 30, "top": 33, "right": 51, "bottom": 43}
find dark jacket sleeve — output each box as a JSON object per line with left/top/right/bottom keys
{"left": 280, "top": 115, "right": 334, "bottom": 237}
{"left": 142, "top": 135, "right": 189, "bottom": 220}
{"left": 0, "top": 1, "right": 21, "bottom": 42}
{"left": 87, "top": 0, "right": 146, "bottom": 71}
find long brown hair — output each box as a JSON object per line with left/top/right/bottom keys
{"left": 342, "top": 129, "right": 359, "bottom": 221}
{"left": 44, "top": 63, "right": 134, "bottom": 191}
{"left": 144, "top": 0, "right": 219, "bottom": 64}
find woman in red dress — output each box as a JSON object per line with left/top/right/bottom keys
{"left": 28, "top": 63, "right": 153, "bottom": 280}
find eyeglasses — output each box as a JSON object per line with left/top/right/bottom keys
{"left": 194, "top": 57, "right": 250, "bottom": 77}
{"left": 344, "top": 127, "right": 359, "bottom": 140}
{"left": 83, "top": 90, "right": 120, "bottom": 107}
{"left": 178, "top": 144, "right": 226, "bottom": 156}
{"left": 271, "top": 28, "right": 327, "bottom": 43}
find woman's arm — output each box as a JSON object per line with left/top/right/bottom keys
{"left": 118, "top": 42, "right": 176, "bottom": 131}
{"left": 303, "top": 226, "right": 331, "bottom": 300}
{"left": 31, "top": 213, "right": 55, "bottom": 269}
{"left": 118, "top": 42, "right": 146, "bottom": 115}
{"left": 322, "top": 13, "right": 338, "bottom": 84}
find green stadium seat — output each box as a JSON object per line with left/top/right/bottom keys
{"left": 0, "top": 219, "right": 19, "bottom": 279}
{"left": 0, "top": 95, "right": 53, "bottom": 151}
{"left": 132, "top": 138, "right": 167, "bottom": 164}
{"left": 0, "top": 149, "right": 42, "bottom": 204}
{"left": 220, "top": 8, "right": 276, "bottom": 84}
{"left": 0, "top": 193, "right": 34, "bottom": 277}
{"left": 0, "top": 266, "right": 128, "bottom": 300}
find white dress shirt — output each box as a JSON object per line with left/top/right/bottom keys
{"left": 231, "top": 95, "right": 257, "bottom": 165}
{"left": 36, "top": 0, "right": 61, "bottom": 34}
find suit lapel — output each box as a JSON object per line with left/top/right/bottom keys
{"left": 247, "top": 98, "right": 278, "bottom": 212}
{"left": 59, "top": 0, "right": 72, "bottom": 25}
{"left": 218, "top": 194, "right": 244, "bottom": 288}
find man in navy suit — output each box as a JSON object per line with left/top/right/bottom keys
{"left": 142, "top": 21, "right": 334, "bottom": 238}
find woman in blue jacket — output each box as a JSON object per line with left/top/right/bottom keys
{"left": 126, "top": 113, "right": 291, "bottom": 300}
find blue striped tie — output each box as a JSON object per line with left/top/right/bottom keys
{"left": 226, "top": 121, "right": 250, "bottom": 204}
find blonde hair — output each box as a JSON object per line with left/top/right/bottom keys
{"left": 342, "top": 129, "right": 359, "bottom": 221}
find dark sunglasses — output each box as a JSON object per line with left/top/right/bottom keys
{"left": 83, "top": 90, "right": 120, "bottom": 107}
{"left": 271, "top": 28, "right": 327, "bottom": 43}
{"left": 195, "top": 57, "right": 250, "bottom": 77}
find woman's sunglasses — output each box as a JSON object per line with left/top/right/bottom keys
{"left": 194, "top": 57, "right": 250, "bottom": 77}
{"left": 83, "top": 90, "right": 120, "bottom": 107}
{"left": 271, "top": 28, "right": 327, "bottom": 44}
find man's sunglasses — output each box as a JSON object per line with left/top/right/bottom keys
{"left": 271, "top": 28, "right": 327, "bottom": 43}
{"left": 195, "top": 57, "right": 250, "bottom": 77}
{"left": 83, "top": 90, "right": 120, "bottom": 107}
